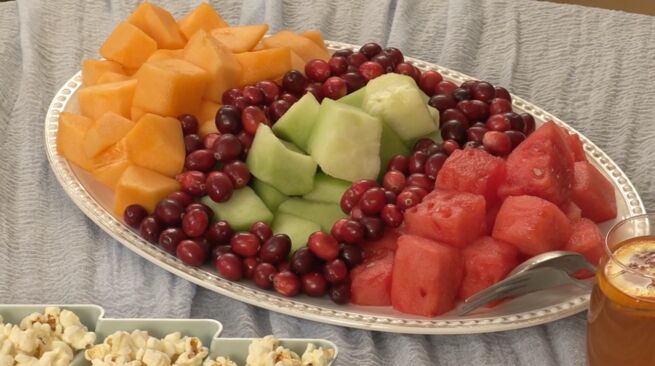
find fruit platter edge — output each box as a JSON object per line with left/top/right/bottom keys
{"left": 44, "top": 40, "right": 645, "bottom": 335}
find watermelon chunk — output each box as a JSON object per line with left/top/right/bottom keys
{"left": 498, "top": 121, "right": 574, "bottom": 207}
{"left": 391, "top": 235, "right": 463, "bottom": 316}
{"left": 403, "top": 190, "right": 486, "bottom": 248}
{"left": 350, "top": 251, "right": 394, "bottom": 306}
{"left": 436, "top": 148, "right": 506, "bottom": 204}
{"left": 459, "top": 236, "right": 519, "bottom": 300}
{"left": 564, "top": 218, "right": 605, "bottom": 266}
{"left": 563, "top": 201, "right": 582, "bottom": 222}
{"left": 571, "top": 161, "right": 617, "bottom": 222}
{"left": 358, "top": 228, "right": 399, "bottom": 262}
{"left": 485, "top": 203, "right": 501, "bottom": 235}
{"left": 564, "top": 131, "right": 586, "bottom": 162}
{"left": 492, "top": 195, "right": 573, "bottom": 256}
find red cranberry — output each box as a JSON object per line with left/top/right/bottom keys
{"left": 521, "top": 113, "right": 536, "bottom": 135}
{"left": 328, "top": 283, "right": 351, "bottom": 304}
{"left": 457, "top": 100, "right": 489, "bottom": 122}
{"left": 185, "top": 149, "right": 215, "bottom": 172}
{"left": 359, "top": 42, "right": 382, "bottom": 58}
{"left": 483, "top": 131, "right": 512, "bottom": 156}
{"left": 428, "top": 94, "right": 457, "bottom": 112}
{"left": 396, "top": 190, "right": 420, "bottom": 211}
{"left": 182, "top": 209, "right": 209, "bottom": 238}
{"left": 307, "top": 232, "right": 339, "bottom": 261}
{"left": 158, "top": 227, "right": 186, "bottom": 254}
{"left": 342, "top": 72, "right": 367, "bottom": 93}
{"left": 302, "top": 272, "right": 327, "bottom": 297}
{"left": 206, "top": 221, "right": 233, "bottom": 246}
{"left": 215, "top": 105, "right": 242, "bottom": 134}
{"left": 223, "top": 161, "right": 250, "bottom": 189}
{"left": 123, "top": 204, "right": 148, "bottom": 228}
{"left": 230, "top": 232, "right": 261, "bottom": 258}
{"left": 184, "top": 134, "right": 203, "bottom": 154}
{"left": 321, "top": 77, "right": 348, "bottom": 100}
{"left": 360, "top": 216, "right": 384, "bottom": 241}
{"left": 255, "top": 80, "right": 280, "bottom": 104}
{"left": 489, "top": 98, "right": 512, "bottom": 115}
{"left": 328, "top": 56, "right": 349, "bottom": 76}
{"left": 338, "top": 219, "right": 365, "bottom": 244}
{"left": 494, "top": 86, "right": 512, "bottom": 102}
{"left": 424, "top": 153, "right": 448, "bottom": 179}
{"left": 360, "top": 187, "right": 387, "bottom": 215}
{"left": 387, "top": 155, "right": 409, "bottom": 174}
{"left": 176, "top": 171, "right": 207, "bottom": 196}
{"left": 205, "top": 171, "right": 233, "bottom": 203}
{"left": 176, "top": 239, "right": 207, "bottom": 266}
{"left": 471, "top": 81, "right": 496, "bottom": 102}
{"left": 154, "top": 198, "right": 184, "bottom": 226}
{"left": 486, "top": 114, "right": 511, "bottom": 132}
{"left": 434, "top": 80, "right": 458, "bottom": 95}
{"left": 305, "top": 59, "right": 331, "bottom": 82}
{"left": 323, "top": 259, "right": 348, "bottom": 284}
{"left": 139, "top": 216, "right": 160, "bottom": 243}
{"left": 222, "top": 88, "right": 242, "bottom": 105}
{"left": 505, "top": 130, "right": 526, "bottom": 149}
{"left": 347, "top": 52, "right": 368, "bottom": 67}
{"left": 419, "top": 71, "right": 443, "bottom": 95}
{"left": 442, "top": 139, "right": 460, "bottom": 155}
{"left": 259, "top": 234, "right": 291, "bottom": 264}
{"left": 253, "top": 262, "right": 277, "bottom": 289}
{"left": 215, "top": 253, "right": 243, "bottom": 281}
{"left": 381, "top": 204, "right": 403, "bottom": 227}
{"left": 282, "top": 70, "right": 307, "bottom": 94}
{"left": 358, "top": 61, "right": 384, "bottom": 81}
{"left": 273, "top": 271, "right": 301, "bottom": 297}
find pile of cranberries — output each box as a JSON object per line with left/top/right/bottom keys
{"left": 121, "top": 40, "right": 537, "bottom": 305}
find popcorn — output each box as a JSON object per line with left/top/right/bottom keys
{"left": 243, "top": 336, "right": 333, "bottom": 366}
{"left": 300, "top": 344, "right": 334, "bottom": 366}
{"left": 203, "top": 356, "right": 238, "bottom": 366}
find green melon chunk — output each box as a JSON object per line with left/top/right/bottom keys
{"left": 307, "top": 99, "right": 382, "bottom": 181}
{"left": 277, "top": 198, "right": 346, "bottom": 232}
{"left": 271, "top": 93, "right": 320, "bottom": 152}
{"left": 363, "top": 73, "right": 437, "bottom": 142}
{"left": 246, "top": 124, "right": 317, "bottom": 195}
{"left": 201, "top": 187, "right": 273, "bottom": 231}
{"left": 427, "top": 105, "right": 439, "bottom": 128}
{"left": 303, "top": 173, "right": 350, "bottom": 204}
{"left": 251, "top": 178, "right": 288, "bottom": 212}
{"left": 338, "top": 87, "right": 366, "bottom": 108}
{"left": 271, "top": 213, "right": 321, "bottom": 253}
{"left": 379, "top": 121, "right": 411, "bottom": 178}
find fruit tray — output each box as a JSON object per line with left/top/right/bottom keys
{"left": 0, "top": 304, "right": 337, "bottom": 366}
{"left": 44, "top": 40, "right": 645, "bottom": 334}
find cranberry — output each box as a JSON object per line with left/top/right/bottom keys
{"left": 380, "top": 204, "right": 403, "bottom": 227}
{"left": 406, "top": 173, "right": 433, "bottom": 191}
{"left": 370, "top": 54, "right": 393, "bottom": 72}
{"left": 359, "top": 42, "right": 382, "bottom": 58}
{"left": 504, "top": 112, "right": 524, "bottom": 132}
{"left": 321, "top": 76, "right": 347, "bottom": 100}
{"left": 460, "top": 80, "right": 478, "bottom": 93}
{"left": 182, "top": 209, "right": 209, "bottom": 238}
{"left": 333, "top": 49, "right": 353, "bottom": 58}
{"left": 302, "top": 273, "right": 327, "bottom": 297}
{"left": 424, "top": 153, "right": 448, "bottom": 179}
{"left": 242, "top": 85, "right": 264, "bottom": 105}
{"left": 139, "top": 216, "right": 160, "bottom": 243}
{"left": 358, "top": 61, "right": 384, "bottom": 81}
{"left": 328, "top": 56, "right": 349, "bottom": 76}
{"left": 242, "top": 257, "right": 259, "bottom": 279}
{"left": 279, "top": 92, "right": 298, "bottom": 105}
{"left": 259, "top": 234, "right": 291, "bottom": 264}
{"left": 328, "top": 283, "right": 351, "bottom": 304}
{"left": 434, "top": 80, "right": 458, "bottom": 95}
{"left": 442, "top": 139, "right": 460, "bottom": 155}
{"left": 404, "top": 186, "right": 428, "bottom": 200}
{"left": 323, "top": 259, "right": 348, "bottom": 284}
{"left": 230, "top": 232, "right": 260, "bottom": 257}
{"left": 158, "top": 227, "right": 186, "bottom": 254}
{"left": 253, "top": 262, "right": 277, "bottom": 289}
{"left": 452, "top": 87, "right": 471, "bottom": 102}
{"left": 340, "top": 180, "right": 377, "bottom": 213}
{"left": 457, "top": 100, "right": 489, "bottom": 122}
{"left": 307, "top": 232, "right": 339, "bottom": 261}
{"left": 269, "top": 100, "right": 291, "bottom": 122}
{"left": 212, "top": 134, "right": 242, "bottom": 162}
{"left": 396, "top": 190, "right": 420, "bottom": 211}
{"left": 167, "top": 191, "right": 193, "bottom": 208}
{"left": 483, "top": 131, "right": 512, "bottom": 156}
{"left": 486, "top": 114, "right": 511, "bottom": 132}
{"left": 185, "top": 149, "right": 215, "bottom": 172}
{"left": 184, "top": 134, "right": 203, "bottom": 154}
{"left": 154, "top": 198, "right": 184, "bottom": 226}
{"left": 347, "top": 52, "right": 368, "bottom": 67}
{"left": 428, "top": 94, "right": 457, "bottom": 112}
{"left": 384, "top": 47, "right": 404, "bottom": 65}
{"left": 206, "top": 221, "right": 233, "bottom": 246}
{"left": 383, "top": 170, "right": 406, "bottom": 194}
{"left": 360, "top": 187, "right": 387, "bottom": 215}
{"left": 338, "top": 219, "right": 365, "bottom": 244}
{"left": 305, "top": 59, "right": 331, "bottom": 82}
{"left": 223, "top": 161, "right": 250, "bottom": 188}
{"left": 203, "top": 133, "right": 220, "bottom": 150}
{"left": 413, "top": 138, "right": 441, "bottom": 155}
{"left": 282, "top": 70, "right": 307, "bottom": 94}
{"left": 232, "top": 96, "right": 250, "bottom": 111}
{"left": 384, "top": 189, "right": 397, "bottom": 204}
{"left": 342, "top": 72, "right": 367, "bottom": 93}
{"left": 440, "top": 120, "right": 467, "bottom": 143}
{"left": 176, "top": 239, "right": 207, "bottom": 267}
{"left": 215, "top": 105, "right": 242, "bottom": 134}
{"left": 394, "top": 62, "right": 420, "bottom": 82}
{"left": 255, "top": 80, "right": 280, "bottom": 104}
{"left": 441, "top": 108, "right": 469, "bottom": 127}
{"left": 249, "top": 221, "right": 272, "bottom": 243}
{"left": 387, "top": 155, "right": 409, "bottom": 174}
{"left": 471, "top": 81, "right": 495, "bottom": 102}
{"left": 205, "top": 171, "right": 233, "bottom": 203}
{"left": 419, "top": 71, "right": 443, "bottom": 95}
{"left": 521, "top": 113, "right": 536, "bottom": 135}
{"left": 339, "top": 244, "right": 363, "bottom": 269}
{"left": 494, "top": 86, "right": 512, "bottom": 102}
{"left": 185, "top": 203, "right": 212, "bottom": 218}
{"left": 360, "top": 216, "right": 384, "bottom": 241}
{"left": 277, "top": 260, "right": 291, "bottom": 273}
{"left": 467, "top": 126, "right": 488, "bottom": 143}
{"left": 489, "top": 98, "right": 512, "bottom": 115}
{"left": 241, "top": 106, "right": 268, "bottom": 135}
{"left": 215, "top": 253, "right": 243, "bottom": 281}
{"left": 237, "top": 131, "right": 254, "bottom": 154}
{"left": 123, "top": 204, "right": 147, "bottom": 228}
{"left": 304, "top": 83, "right": 323, "bottom": 101}
{"left": 273, "top": 271, "right": 301, "bottom": 297}
{"left": 222, "top": 88, "right": 242, "bottom": 105}
{"left": 176, "top": 171, "right": 207, "bottom": 196}
{"left": 505, "top": 130, "right": 526, "bottom": 149}
{"left": 331, "top": 218, "right": 348, "bottom": 242}
{"left": 408, "top": 151, "right": 428, "bottom": 174}
{"left": 290, "top": 247, "right": 317, "bottom": 275}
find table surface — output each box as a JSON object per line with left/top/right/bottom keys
{"left": 1, "top": 0, "right": 654, "bottom": 365}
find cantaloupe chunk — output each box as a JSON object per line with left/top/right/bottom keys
{"left": 124, "top": 113, "right": 185, "bottom": 177}
{"left": 78, "top": 79, "right": 137, "bottom": 120}
{"left": 83, "top": 112, "right": 135, "bottom": 158}
{"left": 178, "top": 3, "right": 228, "bottom": 39}
{"left": 91, "top": 139, "right": 130, "bottom": 189}
{"left": 300, "top": 30, "right": 326, "bottom": 49}
{"left": 263, "top": 31, "right": 329, "bottom": 62}
{"left": 130, "top": 106, "right": 146, "bottom": 122}
{"left": 56, "top": 112, "right": 94, "bottom": 171}
{"left": 290, "top": 51, "right": 306, "bottom": 74}
{"left": 113, "top": 165, "right": 180, "bottom": 216}
{"left": 235, "top": 48, "right": 292, "bottom": 87}
{"left": 81, "top": 59, "right": 125, "bottom": 86}
{"left": 127, "top": 2, "right": 186, "bottom": 49}
{"left": 199, "top": 119, "right": 219, "bottom": 137}
{"left": 146, "top": 49, "right": 184, "bottom": 62}
{"left": 133, "top": 58, "right": 209, "bottom": 117}
{"left": 96, "top": 71, "right": 130, "bottom": 84}
{"left": 183, "top": 30, "right": 241, "bottom": 102}
{"left": 210, "top": 24, "right": 268, "bottom": 53}
{"left": 99, "top": 22, "right": 157, "bottom": 69}
{"left": 198, "top": 99, "right": 220, "bottom": 126}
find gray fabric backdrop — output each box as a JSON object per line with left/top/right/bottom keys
{"left": 1, "top": 0, "right": 654, "bottom": 365}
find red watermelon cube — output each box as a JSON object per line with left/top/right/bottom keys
{"left": 403, "top": 190, "right": 486, "bottom": 248}
{"left": 459, "top": 236, "right": 519, "bottom": 300}
{"left": 564, "top": 218, "right": 605, "bottom": 266}
{"left": 492, "top": 195, "right": 573, "bottom": 256}
{"left": 391, "top": 235, "right": 463, "bottom": 316}
{"left": 358, "top": 228, "right": 399, "bottom": 262}
{"left": 563, "top": 201, "right": 582, "bottom": 222}
{"left": 350, "top": 251, "right": 394, "bottom": 306}
{"left": 565, "top": 131, "right": 587, "bottom": 162}
{"left": 571, "top": 161, "right": 617, "bottom": 222}
{"left": 498, "top": 121, "right": 575, "bottom": 207}
{"left": 435, "top": 148, "right": 506, "bottom": 204}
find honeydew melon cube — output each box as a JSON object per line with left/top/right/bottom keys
{"left": 379, "top": 122, "right": 410, "bottom": 178}
{"left": 303, "top": 173, "right": 350, "bottom": 204}
{"left": 246, "top": 124, "right": 317, "bottom": 195}
{"left": 277, "top": 198, "right": 346, "bottom": 232}
{"left": 201, "top": 186, "right": 273, "bottom": 231}
{"left": 251, "top": 178, "right": 288, "bottom": 212}
{"left": 307, "top": 99, "right": 382, "bottom": 181}
{"left": 337, "top": 87, "right": 366, "bottom": 108}
{"left": 363, "top": 73, "right": 437, "bottom": 142}
{"left": 272, "top": 93, "right": 320, "bottom": 152}
{"left": 272, "top": 213, "right": 321, "bottom": 253}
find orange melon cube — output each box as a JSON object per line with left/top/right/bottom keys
{"left": 290, "top": 51, "right": 306, "bottom": 74}
{"left": 178, "top": 3, "right": 228, "bottom": 39}
{"left": 91, "top": 139, "right": 130, "bottom": 189}
{"left": 78, "top": 79, "right": 137, "bottom": 120}
{"left": 127, "top": 2, "right": 186, "bottom": 49}
{"left": 198, "top": 99, "right": 220, "bottom": 126}
{"left": 130, "top": 106, "right": 146, "bottom": 122}
{"left": 235, "top": 48, "right": 292, "bottom": 87}
{"left": 96, "top": 71, "right": 130, "bottom": 84}
{"left": 124, "top": 113, "right": 185, "bottom": 177}
{"left": 183, "top": 30, "right": 241, "bottom": 102}
{"left": 113, "top": 165, "right": 180, "bottom": 216}
{"left": 146, "top": 49, "right": 184, "bottom": 62}
{"left": 56, "top": 112, "right": 94, "bottom": 171}
{"left": 133, "top": 58, "right": 209, "bottom": 117}
{"left": 209, "top": 24, "right": 269, "bottom": 53}
{"left": 81, "top": 59, "right": 125, "bottom": 86}
{"left": 300, "top": 30, "right": 326, "bottom": 49}
{"left": 262, "top": 31, "right": 329, "bottom": 62}
{"left": 199, "top": 119, "right": 219, "bottom": 137}
{"left": 83, "top": 112, "right": 135, "bottom": 158}
{"left": 99, "top": 22, "right": 157, "bottom": 68}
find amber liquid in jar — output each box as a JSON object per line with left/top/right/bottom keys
{"left": 587, "top": 236, "right": 655, "bottom": 366}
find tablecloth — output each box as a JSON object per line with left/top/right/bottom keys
{"left": 1, "top": 0, "right": 654, "bottom": 365}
